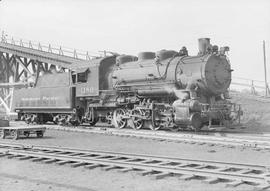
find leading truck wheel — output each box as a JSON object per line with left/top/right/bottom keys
{"left": 113, "top": 108, "right": 127, "bottom": 129}
{"left": 0, "top": 130, "right": 5, "bottom": 139}
{"left": 190, "top": 113, "right": 203, "bottom": 131}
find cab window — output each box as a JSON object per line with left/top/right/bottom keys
{"left": 77, "top": 72, "right": 87, "bottom": 83}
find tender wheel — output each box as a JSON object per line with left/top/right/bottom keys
{"left": 131, "top": 109, "right": 144, "bottom": 130}
{"left": 113, "top": 108, "right": 127, "bottom": 129}
{"left": 0, "top": 130, "right": 5, "bottom": 139}
{"left": 11, "top": 130, "right": 19, "bottom": 140}
{"left": 24, "top": 131, "right": 30, "bottom": 138}
{"left": 36, "top": 131, "right": 44, "bottom": 138}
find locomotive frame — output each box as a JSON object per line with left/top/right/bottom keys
{"left": 13, "top": 38, "right": 243, "bottom": 131}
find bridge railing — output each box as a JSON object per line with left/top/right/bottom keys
{"left": 1, "top": 31, "right": 116, "bottom": 60}
{"left": 231, "top": 77, "right": 270, "bottom": 97}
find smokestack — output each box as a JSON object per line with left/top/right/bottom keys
{"left": 198, "top": 38, "right": 210, "bottom": 55}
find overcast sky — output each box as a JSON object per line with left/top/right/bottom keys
{"left": 0, "top": 0, "right": 270, "bottom": 82}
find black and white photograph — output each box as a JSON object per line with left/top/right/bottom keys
{"left": 0, "top": 0, "right": 270, "bottom": 190}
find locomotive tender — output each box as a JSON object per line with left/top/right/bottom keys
{"left": 13, "top": 38, "right": 242, "bottom": 131}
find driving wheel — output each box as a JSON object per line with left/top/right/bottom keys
{"left": 113, "top": 108, "right": 127, "bottom": 129}
{"left": 131, "top": 108, "right": 144, "bottom": 130}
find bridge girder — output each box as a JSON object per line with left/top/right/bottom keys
{"left": 0, "top": 51, "right": 53, "bottom": 115}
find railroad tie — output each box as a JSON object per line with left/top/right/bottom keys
{"left": 153, "top": 172, "right": 172, "bottom": 179}
{"left": 236, "top": 169, "right": 255, "bottom": 174}
{"left": 142, "top": 159, "right": 160, "bottom": 164}
{"left": 256, "top": 183, "right": 270, "bottom": 190}
{"left": 66, "top": 153, "right": 83, "bottom": 156}
{"left": 137, "top": 170, "right": 154, "bottom": 176}
{"left": 43, "top": 150, "right": 58, "bottom": 154}
{"left": 177, "top": 163, "right": 190, "bottom": 168}
{"left": 17, "top": 156, "right": 32, "bottom": 160}
{"left": 84, "top": 164, "right": 101, "bottom": 169}
{"left": 226, "top": 180, "right": 243, "bottom": 187}
{"left": 102, "top": 165, "right": 120, "bottom": 171}
{"left": 117, "top": 167, "right": 134, "bottom": 173}
{"left": 55, "top": 151, "right": 69, "bottom": 155}
{"left": 42, "top": 158, "right": 58, "bottom": 164}
{"left": 158, "top": 161, "right": 175, "bottom": 166}
{"left": 56, "top": 160, "right": 72, "bottom": 165}
{"left": 0, "top": 153, "right": 7, "bottom": 157}
{"left": 193, "top": 165, "right": 208, "bottom": 169}
{"left": 103, "top": 156, "right": 121, "bottom": 160}
{"left": 202, "top": 177, "right": 220, "bottom": 184}
{"left": 178, "top": 174, "right": 196, "bottom": 180}
{"left": 70, "top": 162, "right": 87, "bottom": 168}
{"left": 217, "top": 167, "right": 230, "bottom": 172}
{"left": 76, "top": 154, "right": 93, "bottom": 157}
{"left": 7, "top": 154, "right": 20, "bottom": 159}
{"left": 31, "top": 157, "right": 47, "bottom": 162}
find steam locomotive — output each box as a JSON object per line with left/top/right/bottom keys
{"left": 13, "top": 38, "right": 242, "bottom": 131}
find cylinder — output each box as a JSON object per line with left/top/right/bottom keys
{"left": 198, "top": 38, "right": 210, "bottom": 55}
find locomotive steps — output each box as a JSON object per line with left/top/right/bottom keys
{"left": 0, "top": 142, "right": 269, "bottom": 190}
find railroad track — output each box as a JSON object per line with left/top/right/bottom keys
{"left": 0, "top": 142, "right": 270, "bottom": 189}
{"left": 44, "top": 124, "right": 270, "bottom": 150}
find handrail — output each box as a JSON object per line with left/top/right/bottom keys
{"left": 1, "top": 31, "right": 116, "bottom": 60}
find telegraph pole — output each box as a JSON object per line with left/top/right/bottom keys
{"left": 263, "top": 40, "right": 269, "bottom": 96}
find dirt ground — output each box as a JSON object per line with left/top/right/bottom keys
{"left": 231, "top": 92, "right": 270, "bottom": 133}
{"left": 0, "top": 129, "right": 270, "bottom": 191}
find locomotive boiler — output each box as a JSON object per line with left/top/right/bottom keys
{"left": 13, "top": 38, "right": 242, "bottom": 131}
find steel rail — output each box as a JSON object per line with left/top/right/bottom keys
{"left": 0, "top": 141, "right": 267, "bottom": 170}
{"left": 0, "top": 142, "right": 269, "bottom": 189}
{"left": 44, "top": 125, "right": 270, "bottom": 150}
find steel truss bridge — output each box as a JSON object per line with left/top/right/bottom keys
{"left": 0, "top": 32, "right": 269, "bottom": 117}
